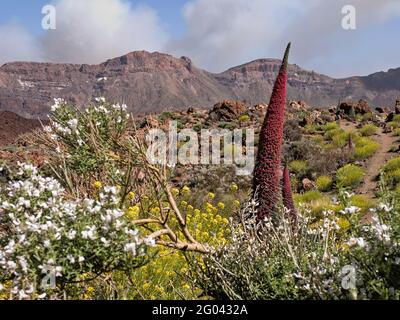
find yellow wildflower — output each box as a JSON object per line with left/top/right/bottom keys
{"left": 127, "top": 192, "right": 136, "bottom": 200}
{"left": 142, "top": 283, "right": 151, "bottom": 290}
{"left": 222, "top": 218, "right": 229, "bottom": 225}
{"left": 171, "top": 188, "right": 180, "bottom": 197}
{"left": 182, "top": 284, "right": 190, "bottom": 290}
{"left": 208, "top": 192, "right": 215, "bottom": 200}
{"left": 205, "top": 202, "right": 213, "bottom": 210}
{"left": 233, "top": 200, "right": 241, "bottom": 207}
{"left": 231, "top": 183, "right": 239, "bottom": 193}
{"left": 217, "top": 202, "right": 225, "bottom": 210}
{"left": 181, "top": 186, "right": 191, "bottom": 195}
{"left": 202, "top": 231, "right": 209, "bottom": 238}
{"left": 180, "top": 200, "right": 188, "bottom": 207}
{"left": 194, "top": 209, "right": 201, "bottom": 215}
{"left": 338, "top": 217, "right": 350, "bottom": 229}
{"left": 187, "top": 205, "right": 194, "bottom": 211}
{"left": 150, "top": 207, "right": 160, "bottom": 215}
{"left": 126, "top": 206, "right": 140, "bottom": 219}
{"left": 180, "top": 267, "right": 188, "bottom": 274}
{"left": 93, "top": 181, "right": 103, "bottom": 189}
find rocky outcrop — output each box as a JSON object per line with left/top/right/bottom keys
{"left": 338, "top": 99, "right": 371, "bottom": 116}
{"left": 208, "top": 100, "right": 247, "bottom": 121}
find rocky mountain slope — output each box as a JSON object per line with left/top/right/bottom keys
{"left": 0, "top": 51, "right": 399, "bottom": 119}
{"left": 0, "top": 111, "right": 44, "bottom": 146}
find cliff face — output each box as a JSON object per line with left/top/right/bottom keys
{"left": 0, "top": 50, "right": 399, "bottom": 119}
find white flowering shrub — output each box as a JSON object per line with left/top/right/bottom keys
{"left": 0, "top": 163, "right": 151, "bottom": 299}
{"left": 190, "top": 194, "right": 400, "bottom": 300}
{"left": 41, "top": 98, "right": 134, "bottom": 197}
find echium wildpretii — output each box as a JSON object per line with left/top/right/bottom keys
{"left": 282, "top": 165, "right": 297, "bottom": 222}
{"left": 253, "top": 43, "right": 290, "bottom": 220}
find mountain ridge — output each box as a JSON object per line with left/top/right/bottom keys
{"left": 0, "top": 50, "right": 399, "bottom": 119}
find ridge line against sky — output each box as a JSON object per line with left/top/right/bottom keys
{"left": 0, "top": 0, "right": 399, "bottom": 78}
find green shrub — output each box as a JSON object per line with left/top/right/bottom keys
{"left": 359, "top": 124, "right": 378, "bottom": 137}
{"left": 336, "top": 164, "right": 365, "bottom": 188}
{"left": 350, "top": 195, "right": 377, "bottom": 212}
{"left": 331, "top": 131, "right": 349, "bottom": 148}
{"left": 394, "top": 128, "right": 400, "bottom": 136}
{"left": 239, "top": 114, "right": 250, "bottom": 122}
{"left": 382, "top": 157, "right": 400, "bottom": 187}
{"left": 387, "top": 121, "right": 399, "bottom": 129}
{"left": 324, "top": 128, "right": 344, "bottom": 141}
{"left": 383, "top": 157, "right": 400, "bottom": 172}
{"left": 218, "top": 122, "right": 235, "bottom": 130}
{"left": 321, "top": 122, "right": 339, "bottom": 132}
{"left": 316, "top": 175, "right": 333, "bottom": 192}
{"left": 361, "top": 113, "right": 374, "bottom": 122}
{"left": 353, "top": 137, "right": 379, "bottom": 160}
{"left": 393, "top": 114, "right": 400, "bottom": 123}
{"left": 294, "top": 190, "right": 323, "bottom": 203}
{"left": 158, "top": 111, "right": 174, "bottom": 122}
{"left": 289, "top": 160, "right": 308, "bottom": 176}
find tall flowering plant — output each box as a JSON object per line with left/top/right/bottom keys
{"left": 253, "top": 43, "right": 290, "bottom": 220}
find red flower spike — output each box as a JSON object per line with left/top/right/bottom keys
{"left": 282, "top": 165, "right": 297, "bottom": 222}
{"left": 253, "top": 43, "right": 291, "bottom": 220}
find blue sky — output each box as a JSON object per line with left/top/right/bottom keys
{"left": 0, "top": 0, "right": 399, "bottom": 78}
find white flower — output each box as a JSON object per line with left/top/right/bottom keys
{"left": 378, "top": 203, "right": 392, "bottom": 212}
{"left": 95, "top": 97, "right": 106, "bottom": 103}
{"left": 78, "top": 256, "right": 85, "bottom": 263}
{"left": 19, "top": 290, "right": 29, "bottom": 300}
{"left": 100, "top": 237, "right": 110, "bottom": 247}
{"left": 67, "top": 255, "right": 75, "bottom": 264}
{"left": 340, "top": 206, "right": 360, "bottom": 215}
{"left": 347, "top": 237, "right": 366, "bottom": 248}
{"left": 50, "top": 98, "right": 65, "bottom": 112}
{"left": 67, "top": 119, "right": 78, "bottom": 129}
{"left": 124, "top": 243, "right": 137, "bottom": 255}
{"left": 67, "top": 230, "right": 77, "bottom": 240}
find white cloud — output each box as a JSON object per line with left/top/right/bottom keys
{"left": 166, "top": 0, "right": 304, "bottom": 72}
{"left": 0, "top": 23, "right": 43, "bottom": 66}
{"left": 168, "top": 0, "right": 400, "bottom": 76}
{"left": 0, "top": 0, "right": 168, "bottom": 66}
{"left": 41, "top": 0, "right": 168, "bottom": 64}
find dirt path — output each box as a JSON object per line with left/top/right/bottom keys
{"left": 340, "top": 120, "right": 398, "bottom": 197}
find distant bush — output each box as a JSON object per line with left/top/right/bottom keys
{"left": 218, "top": 122, "right": 235, "bottom": 130}
{"left": 239, "top": 114, "right": 250, "bottom": 122}
{"left": 316, "top": 175, "right": 333, "bottom": 192}
{"left": 359, "top": 124, "right": 378, "bottom": 137}
{"left": 289, "top": 160, "right": 308, "bottom": 177}
{"left": 350, "top": 195, "right": 377, "bottom": 212}
{"left": 353, "top": 137, "right": 379, "bottom": 160}
{"left": 294, "top": 191, "right": 339, "bottom": 217}
{"left": 331, "top": 131, "right": 350, "bottom": 148}
{"left": 336, "top": 164, "right": 365, "bottom": 188}
{"left": 321, "top": 122, "right": 339, "bottom": 132}
{"left": 387, "top": 121, "right": 399, "bottom": 129}
{"left": 361, "top": 113, "right": 374, "bottom": 122}
{"left": 324, "top": 128, "right": 344, "bottom": 141}
{"left": 382, "top": 157, "right": 400, "bottom": 187}
{"left": 394, "top": 128, "right": 400, "bottom": 136}
{"left": 294, "top": 190, "right": 323, "bottom": 203}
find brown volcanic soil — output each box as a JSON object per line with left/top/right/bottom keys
{"left": 0, "top": 111, "right": 44, "bottom": 146}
